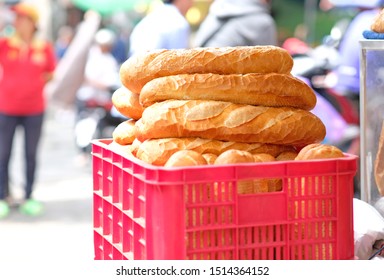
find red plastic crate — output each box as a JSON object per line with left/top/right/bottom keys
{"left": 92, "top": 139, "right": 357, "bottom": 260}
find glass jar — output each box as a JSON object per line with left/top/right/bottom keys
{"left": 359, "top": 39, "right": 384, "bottom": 206}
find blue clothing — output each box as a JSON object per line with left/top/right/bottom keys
{"left": 334, "top": 9, "right": 380, "bottom": 94}
{"left": 128, "top": 4, "right": 190, "bottom": 57}
{"left": 363, "top": 30, "right": 384, "bottom": 39}
{"left": 111, "top": 38, "right": 128, "bottom": 65}
{"left": 194, "top": 0, "right": 277, "bottom": 47}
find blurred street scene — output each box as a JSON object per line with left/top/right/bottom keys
{"left": 1, "top": 0, "right": 384, "bottom": 272}
{"left": 0, "top": 104, "right": 94, "bottom": 262}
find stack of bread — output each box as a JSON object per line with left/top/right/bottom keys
{"left": 110, "top": 45, "right": 344, "bottom": 192}
{"left": 109, "top": 46, "right": 347, "bottom": 259}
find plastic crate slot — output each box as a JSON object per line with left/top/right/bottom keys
{"left": 134, "top": 217, "right": 145, "bottom": 228}
{"left": 185, "top": 204, "right": 235, "bottom": 228}
{"left": 133, "top": 222, "right": 146, "bottom": 260}
{"left": 123, "top": 226, "right": 133, "bottom": 256}
{"left": 124, "top": 209, "right": 133, "bottom": 218}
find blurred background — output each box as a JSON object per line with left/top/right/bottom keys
{"left": 0, "top": 0, "right": 359, "bottom": 47}
{"left": 0, "top": 0, "right": 379, "bottom": 268}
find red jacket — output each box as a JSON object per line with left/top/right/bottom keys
{"left": 0, "top": 35, "right": 56, "bottom": 115}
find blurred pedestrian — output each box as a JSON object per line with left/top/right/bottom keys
{"left": 128, "top": 0, "right": 194, "bottom": 57}
{"left": 54, "top": 25, "right": 74, "bottom": 60}
{"left": 110, "top": 27, "right": 128, "bottom": 65}
{"left": 194, "top": 0, "right": 277, "bottom": 48}
{"left": 320, "top": 0, "right": 384, "bottom": 96}
{"left": 74, "top": 28, "right": 121, "bottom": 164}
{"left": 0, "top": 3, "right": 56, "bottom": 218}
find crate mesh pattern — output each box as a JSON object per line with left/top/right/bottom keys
{"left": 92, "top": 139, "right": 357, "bottom": 260}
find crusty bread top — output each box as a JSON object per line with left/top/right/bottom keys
{"left": 135, "top": 137, "right": 295, "bottom": 166}
{"left": 136, "top": 100, "right": 326, "bottom": 146}
{"left": 295, "top": 143, "right": 344, "bottom": 160}
{"left": 165, "top": 150, "right": 207, "bottom": 167}
{"left": 139, "top": 73, "right": 317, "bottom": 110}
{"left": 120, "top": 46, "right": 294, "bottom": 93}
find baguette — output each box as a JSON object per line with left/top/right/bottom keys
{"left": 112, "top": 119, "right": 136, "bottom": 145}
{"left": 202, "top": 153, "right": 218, "bottom": 165}
{"left": 135, "top": 137, "right": 296, "bottom": 166}
{"left": 111, "top": 86, "right": 144, "bottom": 120}
{"left": 165, "top": 150, "right": 207, "bottom": 167}
{"left": 214, "top": 149, "right": 259, "bottom": 194}
{"left": 276, "top": 150, "right": 299, "bottom": 161}
{"left": 295, "top": 143, "right": 344, "bottom": 160}
{"left": 214, "top": 150, "right": 276, "bottom": 194}
{"left": 108, "top": 141, "right": 134, "bottom": 158}
{"left": 135, "top": 100, "right": 326, "bottom": 146}
{"left": 120, "top": 46, "right": 293, "bottom": 94}
{"left": 371, "top": 8, "right": 384, "bottom": 33}
{"left": 140, "top": 73, "right": 316, "bottom": 110}
{"left": 130, "top": 138, "right": 142, "bottom": 157}
{"left": 374, "top": 122, "right": 384, "bottom": 196}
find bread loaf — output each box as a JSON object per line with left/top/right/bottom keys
{"left": 295, "top": 143, "right": 344, "bottom": 160}
{"left": 108, "top": 141, "right": 134, "bottom": 158}
{"left": 130, "top": 138, "right": 141, "bottom": 157}
{"left": 111, "top": 87, "right": 144, "bottom": 120}
{"left": 135, "top": 137, "right": 296, "bottom": 166}
{"left": 214, "top": 150, "right": 277, "bottom": 194}
{"left": 140, "top": 73, "right": 317, "bottom": 110}
{"left": 215, "top": 150, "right": 258, "bottom": 194}
{"left": 165, "top": 150, "right": 207, "bottom": 167}
{"left": 136, "top": 100, "right": 326, "bottom": 146}
{"left": 371, "top": 9, "right": 384, "bottom": 33}
{"left": 374, "top": 122, "right": 384, "bottom": 196}
{"left": 251, "top": 153, "right": 280, "bottom": 192}
{"left": 120, "top": 46, "right": 293, "bottom": 93}
{"left": 202, "top": 153, "right": 217, "bottom": 165}
{"left": 112, "top": 119, "right": 136, "bottom": 145}
{"left": 214, "top": 149, "right": 255, "bottom": 165}
{"left": 276, "top": 151, "right": 299, "bottom": 161}
{"left": 253, "top": 153, "right": 276, "bottom": 162}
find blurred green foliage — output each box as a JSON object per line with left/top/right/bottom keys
{"left": 272, "top": 0, "right": 355, "bottom": 46}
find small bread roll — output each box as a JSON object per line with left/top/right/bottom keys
{"left": 130, "top": 138, "right": 141, "bottom": 157}
{"left": 253, "top": 153, "right": 275, "bottom": 162}
{"left": 202, "top": 153, "right": 218, "bottom": 165}
{"left": 165, "top": 150, "right": 207, "bottom": 167}
{"left": 252, "top": 153, "right": 281, "bottom": 192}
{"left": 371, "top": 8, "right": 384, "bottom": 33}
{"left": 215, "top": 150, "right": 257, "bottom": 194}
{"left": 112, "top": 119, "right": 136, "bottom": 145}
{"left": 295, "top": 143, "right": 344, "bottom": 160}
{"left": 214, "top": 149, "right": 255, "bottom": 165}
{"left": 111, "top": 87, "right": 144, "bottom": 120}
{"left": 108, "top": 141, "right": 134, "bottom": 158}
{"left": 374, "top": 122, "right": 384, "bottom": 196}
{"left": 276, "top": 151, "right": 298, "bottom": 161}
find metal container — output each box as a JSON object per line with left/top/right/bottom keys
{"left": 359, "top": 39, "right": 384, "bottom": 205}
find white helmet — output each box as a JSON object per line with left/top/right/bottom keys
{"left": 94, "top": 28, "right": 116, "bottom": 47}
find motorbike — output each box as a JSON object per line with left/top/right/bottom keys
{"left": 74, "top": 88, "right": 127, "bottom": 155}
{"left": 284, "top": 19, "right": 362, "bottom": 196}
{"left": 284, "top": 19, "right": 360, "bottom": 155}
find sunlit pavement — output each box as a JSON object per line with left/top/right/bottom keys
{"left": 0, "top": 104, "right": 95, "bottom": 263}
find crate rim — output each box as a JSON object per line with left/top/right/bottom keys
{"left": 91, "top": 138, "right": 358, "bottom": 171}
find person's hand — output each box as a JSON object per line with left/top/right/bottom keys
{"left": 370, "top": 239, "right": 384, "bottom": 259}
{"left": 84, "top": 10, "right": 101, "bottom": 21}
{"left": 319, "top": 0, "right": 334, "bottom": 11}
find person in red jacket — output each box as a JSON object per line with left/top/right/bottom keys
{"left": 0, "top": 3, "right": 56, "bottom": 218}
